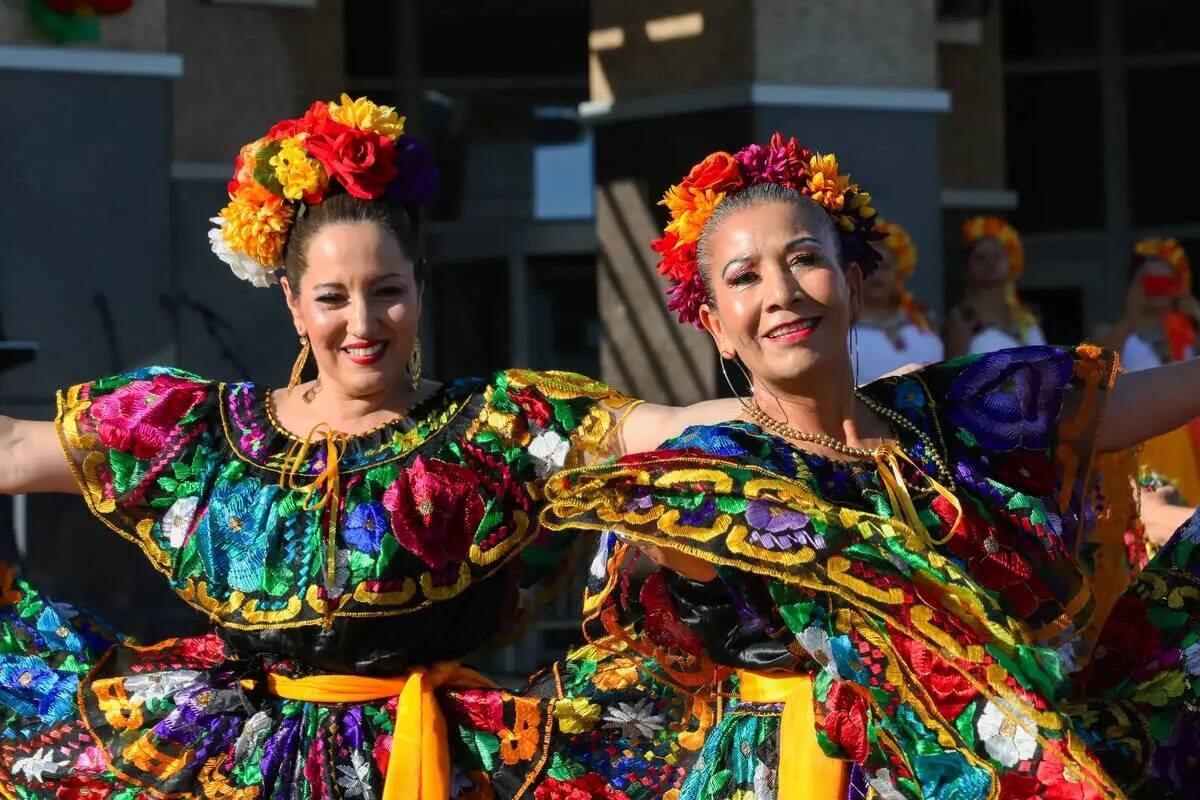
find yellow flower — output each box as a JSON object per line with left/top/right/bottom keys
{"left": 806, "top": 153, "right": 854, "bottom": 212}
{"left": 270, "top": 137, "right": 328, "bottom": 201}
{"left": 328, "top": 93, "right": 406, "bottom": 138}
{"left": 219, "top": 185, "right": 294, "bottom": 267}
{"left": 554, "top": 696, "right": 602, "bottom": 734}
{"left": 663, "top": 186, "right": 725, "bottom": 243}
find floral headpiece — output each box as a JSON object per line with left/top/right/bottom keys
{"left": 1135, "top": 237, "right": 1192, "bottom": 293}
{"left": 875, "top": 218, "right": 917, "bottom": 280}
{"left": 961, "top": 216, "right": 1024, "bottom": 277}
{"left": 651, "top": 132, "right": 882, "bottom": 328}
{"left": 875, "top": 218, "right": 931, "bottom": 331}
{"left": 209, "top": 94, "right": 439, "bottom": 287}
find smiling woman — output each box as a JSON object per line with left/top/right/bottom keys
{"left": 0, "top": 95, "right": 749, "bottom": 800}
{"left": 542, "top": 134, "right": 1200, "bottom": 799}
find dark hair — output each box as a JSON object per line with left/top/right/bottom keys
{"left": 695, "top": 182, "right": 843, "bottom": 305}
{"left": 282, "top": 193, "right": 423, "bottom": 294}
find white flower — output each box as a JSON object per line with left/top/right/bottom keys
{"left": 753, "top": 761, "right": 777, "bottom": 800}
{"left": 866, "top": 768, "right": 906, "bottom": 800}
{"left": 603, "top": 698, "right": 665, "bottom": 740}
{"left": 590, "top": 532, "right": 616, "bottom": 581}
{"left": 1183, "top": 643, "right": 1200, "bottom": 676}
{"left": 976, "top": 699, "right": 1038, "bottom": 767}
{"left": 124, "top": 670, "right": 203, "bottom": 704}
{"left": 796, "top": 626, "right": 839, "bottom": 678}
{"left": 233, "top": 710, "right": 274, "bottom": 762}
{"left": 208, "top": 217, "right": 276, "bottom": 288}
{"left": 12, "top": 748, "right": 67, "bottom": 783}
{"left": 528, "top": 430, "right": 570, "bottom": 478}
{"left": 336, "top": 750, "right": 376, "bottom": 800}
{"left": 163, "top": 496, "right": 201, "bottom": 549}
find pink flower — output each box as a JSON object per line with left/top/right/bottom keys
{"left": 665, "top": 271, "right": 708, "bottom": 328}
{"left": 88, "top": 374, "right": 209, "bottom": 460}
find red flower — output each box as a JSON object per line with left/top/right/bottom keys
{"left": 88, "top": 374, "right": 210, "bottom": 461}
{"left": 652, "top": 234, "right": 699, "bottom": 283}
{"left": 533, "top": 775, "right": 631, "bottom": 800}
{"left": 448, "top": 689, "right": 506, "bottom": 734}
{"left": 55, "top": 777, "right": 111, "bottom": 800}
{"left": 267, "top": 101, "right": 331, "bottom": 141}
{"left": 998, "top": 772, "right": 1042, "bottom": 799}
{"left": 640, "top": 570, "right": 704, "bottom": 656}
{"left": 175, "top": 633, "right": 228, "bottom": 668}
{"left": 511, "top": 387, "right": 554, "bottom": 429}
{"left": 382, "top": 457, "right": 483, "bottom": 571}
{"left": 894, "top": 638, "right": 979, "bottom": 720}
{"left": 304, "top": 118, "right": 398, "bottom": 200}
{"left": 679, "top": 151, "right": 743, "bottom": 194}
{"left": 822, "top": 681, "right": 869, "bottom": 763}
{"left": 1037, "top": 749, "right": 1103, "bottom": 800}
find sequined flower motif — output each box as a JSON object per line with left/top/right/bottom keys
{"left": 124, "top": 670, "right": 203, "bottom": 704}
{"left": 976, "top": 700, "right": 1038, "bottom": 767}
{"left": 12, "top": 747, "right": 68, "bottom": 783}
{"left": 382, "top": 456, "right": 484, "bottom": 571}
{"left": 162, "top": 496, "right": 201, "bottom": 549}
{"left": 866, "top": 769, "right": 906, "bottom": 800}
{"left": 603, "top": 698, "right": 666, "bottom": 740}
{"left": 745, "top": 501, "right": 823, "bottom": 551}
{"left": 946, "top": 347, "right": 1074, "bottom": 452}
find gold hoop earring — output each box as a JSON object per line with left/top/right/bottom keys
{"left": 408, "top": 338, "right": 423, "bottom": 391}
{"left": 289, "top": 336, "right": 310, "bottom": 391}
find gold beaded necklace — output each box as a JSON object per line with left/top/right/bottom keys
{"left": 742, "top": 390, "right": 962, "bottom": 544}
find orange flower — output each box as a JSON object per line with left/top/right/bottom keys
{"left": 499, "top": 697, "right": 543, "bottom": 765}
{"left": 661, "top": 186, "right": 725, "bottom": 244}
{"left": 218, "top": 184, "right": 294, "bottom": 268}
{"left": 680, "top": 151, "right": 741, "bottom": 194}
{"left": 876, "top": 218, "right": 917, "bottom": 280}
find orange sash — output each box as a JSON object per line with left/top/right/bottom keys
{"left": 264, "top": 663, "right": 497, "bottom": 800}
{"left": 737, "top": 670, "right": 849, "bottom": 800}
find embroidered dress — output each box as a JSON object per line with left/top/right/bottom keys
{"left": 545, "top": 346, "right": 1198, "bottom": 799}
{"left": 0, "top": 367, "right": 700, "bottom": 800}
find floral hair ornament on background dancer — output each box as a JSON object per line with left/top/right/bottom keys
{"left": 875, "top": 217, "right": 933, "bottom": 331}
{"left": 651, "top": 132, "right": 884, "bottom": 327}
{"left": 1135, "top": 236, "right": 1195, "bottom": 361}
{"left": 960, "top": 214, "right": 1037, "bottom": 338}
{"left": 208, "top": 94, "right": 438, "bottom": 287}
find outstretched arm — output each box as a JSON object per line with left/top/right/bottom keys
{"left": 1099, "top": 358, "right": 1200, "bottom": 453}
{"left": 0, "top": 416, "right": 78, "bottom": 494}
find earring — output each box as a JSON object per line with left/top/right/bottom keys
{"left": 851, "top": 325, "right": 861, "bottom": 386}
{"left": 289, "top": 336, "right": 310, "bottom": 391}
{"left": 407, "top": 338, "right": 423, "bottom": 391}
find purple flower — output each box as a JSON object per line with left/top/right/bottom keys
{"left": 387, "top": 135, "right": 439, "bottom": 207}
{"left": 745, "top": 501, "right": 824, "bottom": 551}
{"left": 734, "top": 142, "right": 796, "bottom": 187}
{"left": 624, "top": 486, "right": 656, "bottom": 513}
{"left": 946, "top": 347, "right": 1074, "bottom": 452}
{"left": 345, "top": 502, "right": 389, "bottom": 554}
{"left": 678, "top": 497, "right": 717, "bottom": 527}
{"left": 1149, "top": 710, "right": 1200, "bottom": 794}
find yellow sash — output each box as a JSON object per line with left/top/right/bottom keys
{"left": 264, "top": 663, "right": 497, "bottom": 800}
{"left": 737, "top": 670, "right": 849, "bottom": 800}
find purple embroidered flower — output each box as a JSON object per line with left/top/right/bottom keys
{"left": 678, "top": 497, "right": 717, "bottom": 527}
{"left": 946, "top": 346, "right": 1074, "bottom": 452}
{"left": 624, "top": 486, "right": 656, "bottom": 513}
{"left": 745, "top": 501, "right": 824, "bottom": 551}
{"left": 344, "top": 502, "right": 388, "bottom": 554}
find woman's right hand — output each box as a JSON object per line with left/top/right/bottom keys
{"left": 0, "top": 416, "right": 78, "bottom": 494}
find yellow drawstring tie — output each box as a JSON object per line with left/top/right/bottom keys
{"left": 872, "top": 443, "right": 963, "bottom": 546}
{"left": 263, "top": 663, "right": 498, "bottom": 800}
{"left": 737, "top": 671, "right": 848, "bottom": 800}
{"left": 278, "top": 423, "right": 350, "bottom": 600}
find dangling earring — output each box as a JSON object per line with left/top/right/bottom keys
{"left": 720, "top": 353, "right": 754, "bottom": 414}
{"left": 851, "top": 325, "right": 861, "bottom": 386}
{"left": 289, "top": 336, "right": 310, "bottom": 391}
{"left": 407, "top": 338, "right": 423, "bottom": 391}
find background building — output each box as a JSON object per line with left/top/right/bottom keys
{"left": 1, "top": 0, "right": 1197, "bottom": 676}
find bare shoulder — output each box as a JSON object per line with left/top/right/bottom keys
{"left": 623, "top": 397, "right": 743, "bottom": 453}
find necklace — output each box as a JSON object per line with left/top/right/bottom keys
{"left": 744, "top": 389, "right": 954, "bottom": 487}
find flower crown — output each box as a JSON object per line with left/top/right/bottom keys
{"left": 1135, "top": 237, "right": 1192, "bottom": 292}
{"left": 209, "top": 94, "right": 438, "bottom": 287}
{"left": 961, "top": 216, "right": 1024, "bottom": 277}
{"left": 651, "top": 132, "right": 882, "bottom": 328}
{"left": 875, "top": 218, "right": 917, "bottom": 280}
